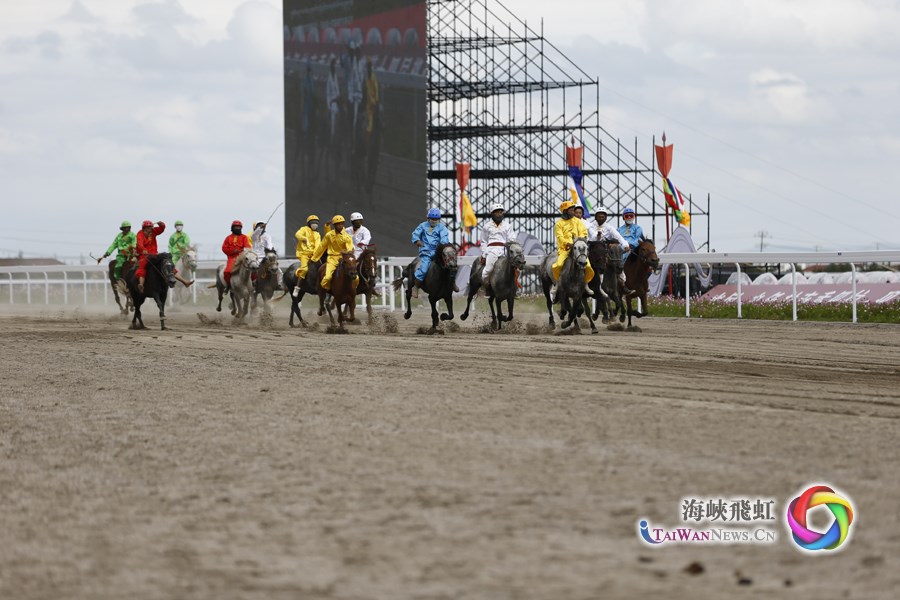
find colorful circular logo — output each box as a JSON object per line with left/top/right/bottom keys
{"left": 786, "top": 485, "right": 854, "bottom": 551}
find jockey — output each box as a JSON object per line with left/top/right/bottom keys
{"left": 100, "top": 220, "right": 136, "bottom": 280}
{"left": 326, "top": 58, "right": 340, "bottom": 138}
{"left": 479, "top": 203, "right": 516, "bottom": 295}
{"left": 617, "top": 207, "right": 644, "bottom": 255}
{"left": 137, "top": 220, "right": 192, "bottom": 293}
{"left": 168, "top": 220, "right": 190, "bottom": 265}
{"left": 347, "top": 212, "right": 371, "bottom": 258}
{"left": 550, "top": 200, "right": 594, "bottom": 300}
{"left": 292, "top": 215, "right": 321, "bottom": 297}
{"left": 589, "top": 206, "right": 630, "bottom": 291}
{"left": 312, "top": 215, "right": 356, "bottom": 295}
{"left": 222, "top": 220, "right": 252, "bottom": 292}
{"left": 251, "top": 221, "right": 275, "bottom": 258}
{"left": 410, "top": 207, "right": 452, "bottom": 298}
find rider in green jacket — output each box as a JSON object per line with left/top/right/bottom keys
{"left": 101, "top": 221, "right": 137, "bottom": 279}
{"left": 168, "top": 220, "right": 191, "bottom": 265}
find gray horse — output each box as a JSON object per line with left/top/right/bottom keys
{"left": 214, "top": 249, "right": 259, "bottom": 323}
{"left": 588, "top": 241, "right": 626, "bottom": 325}
{"left": 173, "top": 245, "right": 198, "bottom": 305}
{"left": 538, "top": 238, "right": 598, "bottom": 333}
{"left": 460, "top": 241, "right": 526, "bottom": 330}
{"left": 252, "top": 248, "right": 283, "bottom": 317}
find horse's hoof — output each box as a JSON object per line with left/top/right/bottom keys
{"left": 404, "top": 312, "right": 412, "bottom": 320}
{"left": 440, "top": 313, "right": 451, "bottom": 321}
{"left": 591, "top": 328, "right": 598, "bottom": 334}
{"left": 161, "top": 326, "right": 169, "bottom": 331}
{"left": 460, "top": 313, "right": 469, "bottom": 321}
{"left": 216, "top": 307, "right": 221, "bottom": 312}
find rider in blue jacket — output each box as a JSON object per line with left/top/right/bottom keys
{"left": 410, "top": 208, "right": 452, "bottom": 298}
{"left": 617, "top": 207, "right": 644, "bottom": 256}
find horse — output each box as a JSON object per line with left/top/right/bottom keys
{"left": 172, "top": 245, "right": 198, "bottom": 305}
{"left": 317, "top": 253, "right": 358, "bottom": 329}
{"left": 343, "top": 246, "right": 379, "bottom": 324}
{"left": 278, "top": 259, "right": 320, "bottom": 327}
{"left": 538, "top": 238, "right": 598, "bottom": 333}
{"left": 123, "top": 253, "right": 176, "bottom": 330}
{"left": 623, "top": 238, "right": 660, "bottom": 328}
{"left": 460, "top": 241, "right": 526, "bottom": 330}
{"left": 252, "top": 248, "right": 283, "bottom": 317}
{"left": 213, "top": 249, "right": 260, "bottom": 323}
{"left": 393, "top": 243, "right": 458, "bottom": 332}
{"left": 587, "top": 241, "right": 626, "bottom": 325}
{"left": 107, "top": 257, "right": 134, "bottom": 315}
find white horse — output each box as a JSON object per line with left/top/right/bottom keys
{"left": 173, "top": 245, "right": 198, "bottom": 305}
{"left": 214, "top": 249, "right": 259, "bottom": 323}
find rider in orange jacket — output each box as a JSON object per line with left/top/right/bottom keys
{"left": 222, "top": 220, "right": 252, "bottom": 291}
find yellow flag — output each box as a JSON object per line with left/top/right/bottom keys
{"left": 461, "top": 191, "right": 477, "bottom": 234}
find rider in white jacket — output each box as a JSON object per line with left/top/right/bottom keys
{"left": 587, "top": 206, "right": 630, "bottom": 291}
{"left": 348, "top": 212, "right": 371, "bottom": 258}
{"left": 479, "top": 203, "right": 516, "bottom": 295}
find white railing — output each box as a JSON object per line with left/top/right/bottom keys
{"left": 1, "top": 251, "right": 898, "bottom": 323}
{"left": 657, "top": 251, "right": 900, "bottom": 323}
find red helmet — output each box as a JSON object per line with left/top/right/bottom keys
{"left": 142, "top": 220, "right": 153, "bottom": 228}
{"left": 231, "top": 220, "right": 243, "bottom": 227}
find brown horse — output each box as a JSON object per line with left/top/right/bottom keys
{"left": 623, "top": 238, "right": 660, "bottom": 328}
{"left": 344, "top": 246, "right": 378, "bottom": 323}
{"left": 317, "top": 252, "right": 359, "bottom": 329}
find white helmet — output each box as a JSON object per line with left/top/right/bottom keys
{"left": 350, "top": 212, "right": 363, "bottom": 221}
{"left": 595, "top": 205, "right": 612, "bottom": 215}
{"left": 490, "top": 203, "right": 505, "bottom": 213}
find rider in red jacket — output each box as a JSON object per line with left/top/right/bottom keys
{"left": 136, "top": 220, "right": 193, "bottom": 293}
{"left": 222, "top": 220, "right": 252, "bottom": 291}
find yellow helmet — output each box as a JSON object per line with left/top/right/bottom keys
{"left": 307, "top": 214, "right": 319, "bottom": 222}
{"left": 331, "top": 215, "right": 345, "bottom": 225}
{"left": 559, "top": 200, "right": 575, "bottom": 213}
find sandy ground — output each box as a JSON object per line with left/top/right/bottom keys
{"left": 1, "top": 299, "right": 898, "bottom": 600}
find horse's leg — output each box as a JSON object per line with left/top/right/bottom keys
{"left": 487, "top": 295, "right": 498, "bottom": 330}
{"left": 403, "top": 285, "right": 413, "bottom": 320}
{"left": 460, "top": 287, "right": 477, "bottom": 321}
{"left": 439, "top": 293, "right": 454, "bottom": 322}
{"left": 506, "top": 297, "right": 515, "bottom": 323}
{"left": 543, "top": 283, "right": 555, "bottom": 328}
{"left": 365, "top": 291, "right": 373, "bottom": 324}
{"left": 639, "top": 290, "right": 649, "bottom": 317}
{"left": 582, "top": 297, "right": 598, "bottom": 334}
{"left": 429, "top": 296, "right": 439, "bottom": 331}
{"left": 154, "top": 292, "right": 168, "bottom": 330}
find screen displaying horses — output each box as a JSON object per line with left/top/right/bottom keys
{"left": 283, "top": 0, "right": 426, "bottom": 257}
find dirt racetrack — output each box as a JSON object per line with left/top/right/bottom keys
{"left": 1, "top": 301, "right": 899, "bottom": 600}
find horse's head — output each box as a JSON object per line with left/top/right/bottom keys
{"left": 571, "top": 238, "right": 589, "bottom": 270}
{"left": 244, "top": 250, "right": 260, "bottom": 272}
{"left": 636, "top": 239, "right": 660, "bottom": 270}
{"left": 158, "top": 252, "right": 177, "bottom": 288}
{"left": 184, "top": 245, "right": 198, "bottom": 271}
{"left": 606, "top": 243, "right": 624, "bottom": 273}
{"left": 359, "top": 247, "right": 377, "bottom": 280}
{"left": 341, "top": 252, "right": 358, "bottom": 278}
{"left": 264, "top": 249, "right": 280, "bottom": 275}
{"left": 439, "top": 244, "right": 458, "bottom": 271}
{"left": 507, "top": 241, "right": 526, "bottom": 270}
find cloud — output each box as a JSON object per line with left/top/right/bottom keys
{"left": 4, "top": 31, "right": 63, "bottom": 59}
{"left": 61, "top": 1, "right": 101, "bottom": 24}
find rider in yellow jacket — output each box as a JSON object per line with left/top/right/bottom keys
{"left": 551, "top": 200, "right": 594, "bottom": 299}
{"left": 312, "top": 215, "right": 356, "bottom": 292}
{"left": 292, "top": 215, "right": 321, "bottom": 296}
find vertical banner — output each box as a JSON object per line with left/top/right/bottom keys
{"left": 283, "top": 1, "right": 427, "bottom": 256}
{"left": 456, "top": 161, "right": 476, "bottom": 242}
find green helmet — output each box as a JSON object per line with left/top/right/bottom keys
{"left": 120, "top": 220, "right": 131, "bottom": 228}
{"left": 175, "top": 220, "right": 184, "bottom": 226}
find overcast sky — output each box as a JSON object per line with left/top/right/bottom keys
{"left": 2, "top": 0, "right": 898, "bottom": 260}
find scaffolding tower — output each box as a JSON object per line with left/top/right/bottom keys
{"left": 426, "top": 0, "right": 710, "bottom": 251}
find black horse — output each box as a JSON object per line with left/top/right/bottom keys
{"left": 393, "top": 243, "right": 458, "bottom": 332}
{"left": 280, "top": 260, "right": 321, "bottom": 327}
{"left": 460, "top": 241, "right": 526, "bottom": 330}
{"left": 587, "top": 241, "right": 626, "bottom": 325}
{"left": 123, "top": 253, "right": 176, "bottom": 330}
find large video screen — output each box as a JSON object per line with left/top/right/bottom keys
{"left": 284, "top": 0, "right": 426, "bottom": 257}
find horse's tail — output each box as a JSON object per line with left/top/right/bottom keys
{"left": 391, "top": 277, "right": 404, "bottom": 291}
{"left": 207, "top": 283, "right": 217, "bottom": 289}
{"left": 272, "top": 291, "right": 289, "bottom": 303}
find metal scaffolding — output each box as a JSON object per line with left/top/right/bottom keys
{"left": 426, "top": 0, "right": 710, "bottom": 251}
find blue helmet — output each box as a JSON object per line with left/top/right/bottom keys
{"left": 427, "top": 207, "right": 441, "bottom": 219}
{"left": 623, "top": 207, "right": 636, "bottom": 216}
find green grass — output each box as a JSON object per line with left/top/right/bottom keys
{"left": 648, "top": 296, "right": 900, "bottom": 323}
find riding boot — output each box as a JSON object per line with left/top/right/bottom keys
{"left": 138, "top": 276, "right": 144, "bottom": 294}
{"left": 584, "top": 283, "right": 594, "bottom": 297}
{"left": 453, "top": 283, "right": 460, "bottom": 293}
{"left": 483, "top": 283, "right": 492, "bottom": 297}
{"left": 549, "top": 283, "right": 558, "bottom": 301}
{"left": 619, "top": 273, "right": 632, "bottom": 295}
{"left": 291, "top": 285, "right": 300, "bottom": 298}
{"left": 411, "top": 279, "right": 421, "bottom": 298}
{"left": 371, "top": 286, "right": 381, "bottom": 297}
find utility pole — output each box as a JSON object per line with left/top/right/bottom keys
{"left": 755, "top": 230, "right": 771, "bottom": 252}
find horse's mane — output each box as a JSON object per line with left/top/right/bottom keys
{"left": 149, "top": 252, "right": 171, "bottom": 265}
{"left": 432, "top": 242, "right": 455, "bottom": 261}
{"left": 231, "top": 249, "right": 256, "bottom": 274}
